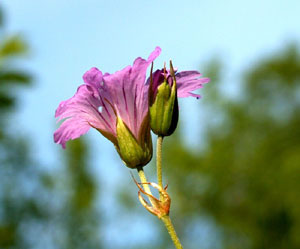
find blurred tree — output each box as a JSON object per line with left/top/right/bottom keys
{"left": 0, "top": 6, "right": 102, "bottom": 249}
{"left": 0, "top": 6, "right": 49, "bottom": 249}
{"left": 162, "top": 45, "right": 300, "bottom": 249}
{"left": 0, "top": 34, "right": 31, "bottom": 114}
{"left": 58, "top": 139, "right": 103, "bottom": 249}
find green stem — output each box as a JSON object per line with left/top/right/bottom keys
{"left": 137, "top": 166, "right": 152, "bottom": 195}
{"left": 137, "top": 166, "right": 158, "bottom": 209}
{"left": 156, "top": 136, "right": 163, "bottom": 190}
{"left": 161, "top": 215, "right": 183, "bottom": 249}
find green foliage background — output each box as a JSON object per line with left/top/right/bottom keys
{"left": 161, "top": 45, "right": 300, "bottom": 249}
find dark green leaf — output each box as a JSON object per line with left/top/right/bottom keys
{"left": 0, "top": 71, "right": 32, "bottom": 85}
{"left": 0, "top": 36, "right": 27, "bottom": 58}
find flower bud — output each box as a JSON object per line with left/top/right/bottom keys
{"left": 149, "top": 61, "right": 179, "bottom": 136}
{"left": 116, "top": 116, "right": 152, "bottom": 168}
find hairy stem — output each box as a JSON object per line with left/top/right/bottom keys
{"left": 137, "top": 167, "right": 152, "bottom": 195}
{"left": 137, "top": 166, "right": 157, "bottom": 208}
{"left": 161, "top": 215, "right": 183, "bottom": 249}
{"left": 157, "top": 136, "right": 183, "bottom": 248}
{"left": 156, "top": 135, "right": 163, "bottom": 191}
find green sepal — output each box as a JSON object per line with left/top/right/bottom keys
{"left": 116, "top": 116, "right": 152, "bottom": 169}
{"left": 165, "top": 78, "right": 179, "bottom": 136}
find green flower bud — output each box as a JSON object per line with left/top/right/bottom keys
{"left": 149, "top": 61, "right": 179, "bottom": 136}
{"left": 115, "top": 116, "right": 152, "bottom": 168}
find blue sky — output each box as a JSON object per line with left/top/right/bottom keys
{"left": 1, "top": 0, "right": 300, "bottom": 248}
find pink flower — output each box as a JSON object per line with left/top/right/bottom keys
{"left": 54, "top": 47, "right": 161, "bottom": 168}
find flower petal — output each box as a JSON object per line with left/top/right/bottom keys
{"left": 54, "top": 117, "right": 91, "bottom": 149}
{"left": 54, "top": 72, "right": 117, "bottom": 148}
{"left": 102, "top": 47, "right": 161, "bottom": 138}
{"left": 176, "top": 71, "right": 210, "bottom": 98}
{"left": 149, "top": 69, "right": 165, "bottom": 97}
{"left": 83, "top": 67, "right": 103, "bottom": 88}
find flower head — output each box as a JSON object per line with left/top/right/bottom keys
{"left": 148, "top": 62, "right": 210, "bottom": 136}
{"left": 54, "top": 47, "right": 161, "bottom": 168}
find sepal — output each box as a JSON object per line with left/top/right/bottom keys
{"left": 116, "top": 116, "right": 152, "bottom": 168}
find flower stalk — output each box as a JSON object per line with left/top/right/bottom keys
{"left": 156, "top": 135, "right": 183, "bottom": 249}
{"left": 156, "top": 135, "right": 163, "bottom": 191}
{"left": 161, "top": 215, "right": 183, "bottom": 249}
{"left": 136, "top": 167, "right": 154, "bottom": 201}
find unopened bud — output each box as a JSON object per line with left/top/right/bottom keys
{"left": 149, "top": 61, "right": 178, "bottom": 136}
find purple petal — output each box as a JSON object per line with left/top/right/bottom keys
{"left": 176, "top": 71, "right": 210, "bottom": 98}
{"left": 147, "top": 46, "right": 161, "bottom": 61}
{"left": 54, "top": 118, "right": 91, "bottom": 149}
{"left": 150, "top": 69, "right": 165, "bottom": 96}
{"left": 83, "top": 67, "right": 103, "bottom": 88}
{"left": 54, "top": 76, "right": 116, "bottom": 148}
{"left": 102, "top": 47, "right": 161, "bottom": 138}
